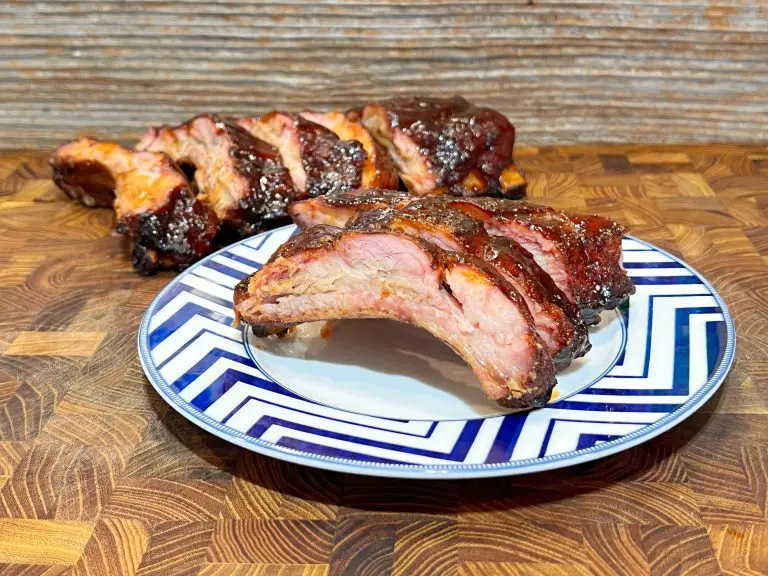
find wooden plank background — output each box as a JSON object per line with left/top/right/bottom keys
{"left": 2, "top": 0, "right": 768, "bottom": 150}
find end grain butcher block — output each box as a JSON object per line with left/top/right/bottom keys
{"left": 0, "top": 144, "right": 766, "bottom": 574}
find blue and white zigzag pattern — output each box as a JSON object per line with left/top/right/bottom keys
{"left": 141, "top": 228, "right": 729, "bottom": 468}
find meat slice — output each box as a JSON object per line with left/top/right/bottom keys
{"left": 360, "top": 96, "right": 526, "bottom": 198}
{"left": 445, "top": 198, "right": 635, "bottom": 324}
{"left": 237, "top": 113, "right": 366, "bottom": 198}
{"left": 234, "top": 225, "right": 556, "bottom": 409}
{"left": 50, "top": 138, "right": 219, "bottom": 274}
{"left": 136, "top": 114, "right": 297, "bottom": 236}
{"left": 288, "top": 188, "right": 410, "bottom": 228}
{"left": 346, "top": 202, "right": 590, "bottom": 369}
{"left": 299, "top": 111, "right": 400, "bottom": 190}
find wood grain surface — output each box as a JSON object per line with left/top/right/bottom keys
{"left": 2, "top": 1, "right": 768, "bottom": 149}
{"left": 1, "top": 144, "right": 767, "bottom": 574}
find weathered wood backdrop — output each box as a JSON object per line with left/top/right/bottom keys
{"left": 2, "top": 0, "right": 767, "bottom": 149}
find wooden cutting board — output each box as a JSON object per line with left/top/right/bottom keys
{"left": 0, "top": 145, "right": 766, "bottom": 575}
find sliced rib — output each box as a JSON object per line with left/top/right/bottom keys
{"left": 50, "top": 138, "right": 219, "bottom": 274}
{"left": 299, "top": 111, "right": 400, "bottom": 190}
{"left": 291, "top": 191, "right": 634, "bottom": 323}
{"left": 360, "top": 96, "right": 526, "bottom": 198}
{"left": 296, "top": 195, "right": 589, "bottom": 369}
{"left": 348, "top": 202, "right": 589, "bottom": 369}
{"left": 137, "top": 114, "right": 297, "bottom": 236}
{"left": 237, "top": 112, "right": 366, "bottom": 198}
{"left": 445, "top": 197, "right": 635, "bottom": 323}
{"left": 288, "top": 188, "right": 410, "bottom": 228}
{"left": 234, "top": 225, "right": 556, "bottom": 408}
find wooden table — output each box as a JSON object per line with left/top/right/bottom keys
{"left": 0, "top": 145, "right": 766, "bottom": 575}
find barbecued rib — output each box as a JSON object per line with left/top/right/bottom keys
{"left": 292, "top": 192, "right": 589, "bottom": 368}
{"left": 290, "top": 190, "right": 634, "bottom": 323}
{"left": 360, "top": 96, "right": 526, "bottom": 198}
{"left": 346, "top": 202, "right": 590, "bottom": 369}
{"left": 136, "top": 114, "right": 297, "bottom": 236}
{"left": 288, "top": 189, "right": 410, "bottom": 228}
{"left": 237, "top": 113, "right": 366, "bottom": 198}
{"left": 445, "top": 198, "right": 635, "bottom": 324}
{"left": 299, "top": 111, "right": 400, "bottom": 190}
{"left": 234, "top": 225, "right": 556, "bottom": 408}
{"left": 50, "top": 138, "right": 219, "bottom": 274}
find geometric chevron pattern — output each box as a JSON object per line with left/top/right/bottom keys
{"left": 139, "top": 227, "right": 735, "bottom": 478}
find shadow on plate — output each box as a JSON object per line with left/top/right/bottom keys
{"left": 252, "top": 318, "right": 470, "bottom": 381}
{"left": 247, "top": 318, "right": 515, "bottom": 419}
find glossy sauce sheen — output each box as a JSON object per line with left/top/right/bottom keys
{"left": 194, "top": 117, "right": 298, "bottom": 235}
{"left": 295, "top": 116, "right": 366, "bottom": 197}
{"left": 447, "top": 197, "right": 635, "bottom": 321}
{"left": 120, "top": 184, "right": 219, "bottom": 275}
{"left": 375, "top": 96, "right": 525, "bottom": 197}
{"left": 299, "top": 110, "right": 401, "bottom": 190}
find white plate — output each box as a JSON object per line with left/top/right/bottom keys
{"left": 138, "top": 225, "right": 735, "bottom": 478}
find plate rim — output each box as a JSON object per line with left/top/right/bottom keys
{"left": 137, "top": 228, "right": 736, "bottom": 479}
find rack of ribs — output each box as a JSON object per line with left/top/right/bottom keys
{"left": 345, "top": 201, "right": 590, "bottom": 370}
{"left": 298, "top": 111, "right": 400, "bottom": 190}
{"left": 290, "top": 191, "right": 634, "bottom": 325}
{"left": 236, "top": 112, "right": 367, "bottom": 198}
{"left": 360, "top": 96, "right": 526, "bottom": 198}
{"left": 136, "top": 114, "right": 297, "bottom": 236}
{"left": 292, "top": 192, "right": 590, "bottom": 368}
{"left": 233, "top": 224, "right": 556, "bottom": 409}
{"left": 50, "top": 138, "right": 219, "bottom": 274}
{"left": 444, "top": 198, "right": 635, "bottom": 324}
